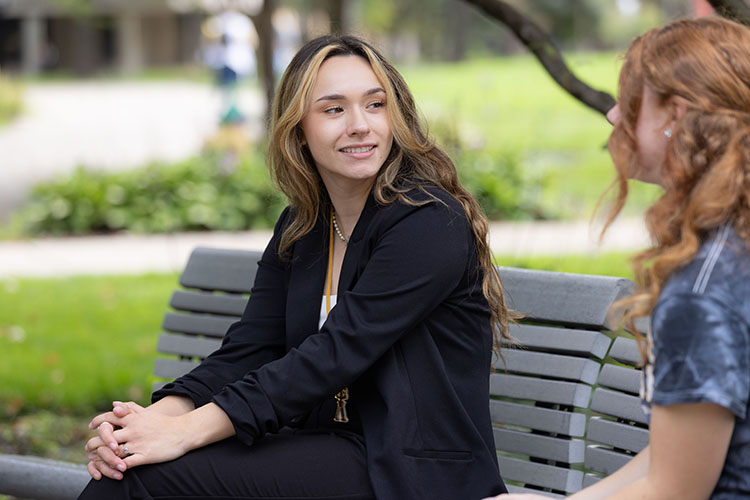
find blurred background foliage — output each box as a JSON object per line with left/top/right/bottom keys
{"left": 15, "top": 150, "right": 285, "bottom": 236}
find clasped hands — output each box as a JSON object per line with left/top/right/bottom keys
{"left": 84, "top": 401, "right": 188, "bottom": 480}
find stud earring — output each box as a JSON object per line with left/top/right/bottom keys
{"left": 664, "top": 127, "right": 672, "bottom": 138}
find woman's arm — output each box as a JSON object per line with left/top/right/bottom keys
{"left": 211, "top": 199, "right": 474, "bottom": 446}
{"left": 483, "top": 447, "right": 649, "bottom": 500}
{"left": 605, "top": 402, "right": 733, "bottom": 500}
{"left": 487, "top": 401, "right": 733, "bottom": 500}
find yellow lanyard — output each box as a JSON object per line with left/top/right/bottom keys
{"left": 328, "top": 209, "right": 349, "bottom": 423}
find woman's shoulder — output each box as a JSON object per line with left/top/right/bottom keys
{"left": 659, "top": 224, "right": 750, "bottom": 320}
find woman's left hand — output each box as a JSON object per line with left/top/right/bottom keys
{"left": 85, "top": 401, "right": 191, "bottom": 469}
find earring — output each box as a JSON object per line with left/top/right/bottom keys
{"left": 664, "top": 127, "right": 672, "bottom": 138}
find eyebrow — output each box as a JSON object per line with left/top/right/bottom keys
{"left": 314, "top": 87, "right": 385, "bottom": 103}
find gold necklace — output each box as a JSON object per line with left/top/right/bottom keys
{"left": 328, "top": 209, "right": 349, "bottom": 423}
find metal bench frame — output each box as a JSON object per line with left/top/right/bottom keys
{"left": 0, "top": 247, "right": 648, "bottom": 500}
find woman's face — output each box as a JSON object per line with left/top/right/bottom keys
{"left": 607, "top": 84, "right": 671, "bottom": 186}
{"left": 300, "top": 55, "right": 394, "bottom": 193}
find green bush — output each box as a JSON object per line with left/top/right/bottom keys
{"left": 428, "top": 109, "right": 547, "bottom": 221}
{"left": 16, "top": 143, "right": 544, "bottom": 238}
{"left": 17, "top": 150, "right": 287, "bottom": 236}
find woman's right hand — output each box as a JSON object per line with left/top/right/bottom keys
{"left": 85, "top": 403, "right": 131, "bottom": 480}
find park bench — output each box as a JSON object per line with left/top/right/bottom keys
{"left": 0, "top": 246, "right": 647, "bottom": 500}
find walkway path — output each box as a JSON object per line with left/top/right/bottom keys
{"left": 0, "top": 217, "right": 648, "bottom": 278}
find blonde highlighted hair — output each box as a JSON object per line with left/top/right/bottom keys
{"left": 267, "top": 35, "right": 514, "bottom": 350}
{"left": 603, "top": 17, "right": 750, "bottom": 346}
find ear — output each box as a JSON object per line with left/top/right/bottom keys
{"left": 667, "top": 95, "right": 688, "bottom": 122}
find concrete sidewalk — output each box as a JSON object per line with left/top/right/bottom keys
{"left": 0, "top": 217, "right": 649, "bottom": 278}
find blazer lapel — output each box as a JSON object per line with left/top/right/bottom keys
{"left": 338, "top": 193, "right": 378, "bottom": 293}
{"left": 286, "top": 216, "right": 327, "bottom": 350}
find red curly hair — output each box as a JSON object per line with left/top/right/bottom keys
{"left": 603, "top": 17, "right": 750, "bottom": 347}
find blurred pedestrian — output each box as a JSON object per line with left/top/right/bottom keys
{"left": 201, "top": 6, "right": 258, "bottom": 125}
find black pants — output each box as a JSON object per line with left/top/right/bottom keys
{"left": 77, "top": 428, "right": 375, "bottom": 500}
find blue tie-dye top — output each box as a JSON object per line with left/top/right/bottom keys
{"left": 640, "top": 225, "right": 750, "bottom": 498}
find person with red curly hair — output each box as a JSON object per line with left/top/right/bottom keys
{"left": 490, "top": 16, "right": 750, "bottom": 500}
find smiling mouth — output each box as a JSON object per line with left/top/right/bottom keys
{"left": 340, "top": 146, "right": 375, "bottom": 153}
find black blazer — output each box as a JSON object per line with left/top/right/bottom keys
{"left": 154, "top": 186, "right": 507, "bottom": 499}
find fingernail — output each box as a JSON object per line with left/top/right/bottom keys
{"left": 88, "top": 422, "right": 93, "bottom": 429}
{"left": 117, "top": 463, "right": 126, "bottom": 472}
{"left": 114, "top": 472, "right": 122, "bottom": 480}
{"left": 109, "top": 442, "right": 118, "bottom": 451}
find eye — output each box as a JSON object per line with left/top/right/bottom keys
{"left": 367, "top": 100, "right": 385, "bottom": 110}
{"left": 324, "top": 105, "right": 344, "bottom": 114}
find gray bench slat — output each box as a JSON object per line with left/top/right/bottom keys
{"left": 0, "top": 455, "right": 89, "bottom": 500}
{"left": 597, "top": 364, "right": 641, "bottom": 394}
{"left": 609, "top": 337, "right": 641, "bottom": 367}
{"left": 490, "top": 400, "right": 586, "bottom": 437}
{"left": 507, "top": 324, "right": 611, "bottom": 359}
{"left": 156, "top": 333, "right": 222, "bottom": 359}
{"left": 493, "top": 427, "right": 585, "bottom": 463}
{"left": 583, "top": 473, "right": 603, "bottom": 488}
{"left": 162, "top": 312, "right": 238, "bottom": 337}
{"left": 584, "top": 445, "right": 634, "bottom": 475}
{"left": 153, "top": 358, "right": 199, "bottom": 380}
{"left": 503, "top": 349, "right": 601, "bottom": 385}
{"left": 180, "top": 247, "right": 262, "bottom": 293}
{"left": 590, "top": 388, "right": 648, "bottom": 425}
{"left": 169, "top": 290, "right": 248, "bottom": 316}
{"left": 506, "top": 485, "right": 564, "bottom": 499}
{"left": 490, "top": 373, "right": 592, "bottom": 408}
{"left": 587, "top": 416, "right": 648, "bottom": 453}
{"left": 498, "top": 455, "right": 584, "bottom": 494}
{"left": 498, "top": 267, "right": 633, "bottom": 330}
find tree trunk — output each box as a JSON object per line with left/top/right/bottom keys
{"left": 251, "top": 0, "right": 276, "bottom": 128}
{"left": 328, "top": 0, "right": 346, "bottom": 34}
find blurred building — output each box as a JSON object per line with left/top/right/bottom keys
{"left": 0, "top": 0, "right": 216, "bottom": 75}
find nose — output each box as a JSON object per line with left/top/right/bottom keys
{"left": 606, "top": 104, "right": 621, "bottom": 126}
{"left": 347, "top": 107, "right": 370, "bottom": 136}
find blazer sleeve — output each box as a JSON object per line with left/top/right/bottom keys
{"left": 212, "top": 199, "right": 473, "bottom": 445}
{"left": 152, "top": 208, "right": 290, "bottom": 407}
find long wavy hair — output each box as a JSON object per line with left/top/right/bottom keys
{"left": 267, "top": 35, "right": 513, "bottom": 350}
{"left": 603, "top": 17, "right": 750, "bottom": 346}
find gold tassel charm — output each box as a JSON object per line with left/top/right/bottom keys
{"left": 333, "top": 387, "right": 350, "bottom": 423}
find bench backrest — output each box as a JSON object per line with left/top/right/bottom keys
{"left": 153, "top": 248, "right": 649, "bottom": 496}
{"left": 153, "top": 247, "right": 262, "bottom": 391}
{"left": 495, "top": 267, "right": 647, "bottom": 496}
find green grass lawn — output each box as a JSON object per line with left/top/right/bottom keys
{"left": 401, "top": 54, "right": 662, "bottom": 219}
{"left": 0, "top": 273, "right": 179, "bottom": 418}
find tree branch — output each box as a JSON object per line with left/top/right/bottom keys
{"left": 461, "top": 0, "right": 615, "bottom": 116}
{"left": 707, "top": 0, "right": 750, "bottom": 26}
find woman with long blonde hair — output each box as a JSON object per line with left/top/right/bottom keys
{"left": 77, "top": 35, "right": 511, "bottom": 499}
{"left": 490, "top": 16, "right": 750, "bottom": 500}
